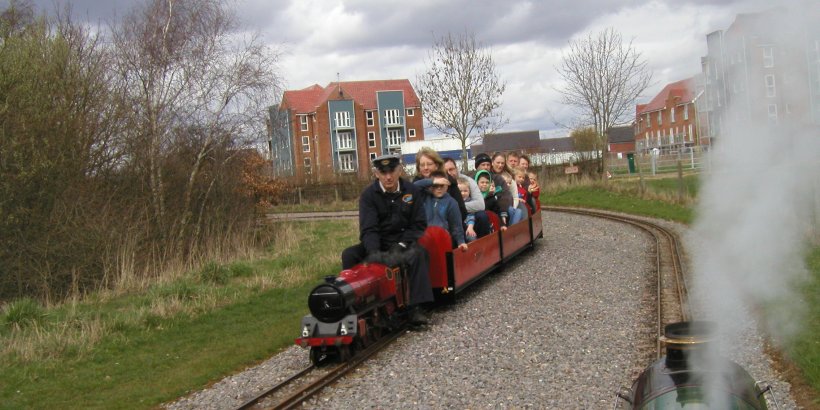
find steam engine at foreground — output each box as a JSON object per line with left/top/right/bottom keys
{"left": 295, "top": 209, "right": 544, "bottom": 364}
{"left": 616, "top": 321, "right": 777, "bottom": 409}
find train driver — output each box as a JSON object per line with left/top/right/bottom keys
{"left": 340, "top": 154, "right": 433, "bottom": 325}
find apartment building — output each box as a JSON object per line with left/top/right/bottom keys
{"left": 699, "top": 6, "right": 820, "bottom": 142}
{"left": 268, "top": 79, "right": 424, "bottom": 182}
{"left": 635, "top": 77, "right": 701, "bottom": 154}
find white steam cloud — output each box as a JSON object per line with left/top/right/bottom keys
{"left": 687, "top": 2, "right": 820, "bottom": 406}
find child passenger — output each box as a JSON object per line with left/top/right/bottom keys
{"left": 457, "top": 177, "right": 477, "bottom": 242}
{"left": 415, "top": 170, "right": 468, "bottom": 252}
{"left": 475, "top": 170, "right": 501, "bottom": 218}
{"left": 527, "top": 171, "right": 541, "bottom": 210}
{"left": 500, "top": 172, "right": 525, "bottom": 225}
{"left": 513, "top": 168, "right": 532, "bottom": 214}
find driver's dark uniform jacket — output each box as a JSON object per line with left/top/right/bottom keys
{"left": 341, "top": 178, "right": 434, "bottom": 306}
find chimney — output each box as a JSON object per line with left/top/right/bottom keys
{"left": 660, "top": 321, "right": 715, "bottom": 369}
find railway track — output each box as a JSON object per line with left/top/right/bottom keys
{"left": 235, "top": 326, "right": 406, "bottom": 410}
{"left": 245, "top": 207, "right": 688, "bottom": 407}
{"left": 265, "top": 210, "right": 358, "bottom": 222}
{"left": 544, "top": 206, "right": 690, "bottom": 358}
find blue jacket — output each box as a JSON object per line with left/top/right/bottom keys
{"left": 414, "top": 178, "right": 467, "bottom": 246}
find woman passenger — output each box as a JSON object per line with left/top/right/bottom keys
{"left": 491, "top": 152, "right": 525, "bottom": 225}
{"left": 414, "top": 147, "right": 467, "bottom": 221}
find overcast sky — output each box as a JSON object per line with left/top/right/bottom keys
{"left": 23, "top": 0, "right": 777, "bottom": 137}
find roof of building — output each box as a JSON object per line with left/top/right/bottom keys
{"left": 280, "top": 79, "right": 420, "bottom": 114}
{"left": 637, "top": 77, "right": 696, "bottom": 115}
{"left": 607, "top": 125, "right": 634, "bottom": 143}
{"left": 538, "top": 137, "right": 574, "bottom": 152}
{"left": 476, "top": 130, "right": 541, "bottom": 153}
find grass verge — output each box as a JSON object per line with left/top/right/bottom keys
{"left": 789, "top": 247, "right": 820, "bottom": 405}
{"left": 0, "top": 220, "right": 357, "bottom": 409}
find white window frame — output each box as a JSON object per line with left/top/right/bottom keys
{"left": 408, "top": 128, "right": 416, "bottom": 138}
{"left": 337, "top": 131, "right": 354, "bottom": 150}
{"left": 369, "top": 152, "right": 377, "bottom": 160}
{"left": 301, "top": 136, "right": 310, "bottom": 153}
{"left": 683, "top": 104, "right": 689, "bottom": 121}
{"left": 406, "top": 108, "right": 415, "bottom": 117}
{"left": 367, "top": 131, "right": 376, "bottom": 148}
{"left": 768, "top": 104, "right": 778, "bottom": 125}
{"left": 335, "top": 111, "right": 351, "bottom": 128}
{"left": 339, "top": 153, "right": 355, "bottom": 172}
{"left": 657, "top": 111, "right": 662, "bottom": 126}
{"left": 366, "top": 111, "right": 375, "bottom": 127}
{"left": 386, "top": 129, "right": 402, "bottom": 146}
{"left": 671, "top": 106, "right": 676, "bottom": 123}
{"left": 688, "top": 124, "right": 693, "bottom": 142}
{"left": 765, "top": 75, "right": 776, "bottom": 98}
{"left": 303, "top": 157, "right": 311, "bottom": 174}
{"left": 384, "top": 109, "right": 401, "bottom": 126}
{"left": 762, "top": 47, "right": 774, "bottom": 68}
{"left": 299, "top": 115, "right": 309, "bottom": 131}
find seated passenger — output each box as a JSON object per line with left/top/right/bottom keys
{"left": 513, "top": 167, "right": 532, "bottom": 215}
{"left": 475, "top": 170, "right": 502, "bottom": 221}
{"left": 499, "top": 172, "right": 526, "bottom": 224}
{"left": 474, "top": 153, "right": 510, "bottom": 230}
{"left": 527, "top": 171, "right": 541, "bottom": 211}
{"left": 457, "top": 177, "right": 477, "bottom": 242}
{"left": 443, "top": 157, "right": 491, "bottom": 238}
{"left": 341, "top": 154, "right": 431, "bottom": 325}
{"left": 415, "top": 171, "right": 468, "bottom": 252}
{"left": 414, "top": 148, "right": 467, "bottom": 221}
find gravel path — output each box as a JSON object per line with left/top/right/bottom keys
{"left": 165, "top": 211, "right": 798, "bottom": 409}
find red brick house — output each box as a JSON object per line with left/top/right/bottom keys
{"left": 268, "top": 80, "right": 424, "bottom": 182}
{"left": 635, "top": 77, "right": 701, "bottom": 154}
{"left": 607, "top": 125, "right": 635, "bottom": 155}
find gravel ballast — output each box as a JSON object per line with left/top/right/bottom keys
{"left": 166, "top": 211, "right": 798, "bottom": 409}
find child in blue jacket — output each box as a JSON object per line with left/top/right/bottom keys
{"left": 414, "top": 170, "right": 468, "bottom": 252}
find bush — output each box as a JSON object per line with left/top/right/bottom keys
{"left": 2, "top": 298, "right": 46, "bottom": 329}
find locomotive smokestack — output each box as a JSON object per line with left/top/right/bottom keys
{"left": 661, "top": 321, "right": 715, "bottom": 369}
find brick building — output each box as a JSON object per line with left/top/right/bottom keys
{"left": 268, "top": 80, "right": 424, "bottom": 182}
{"left": 700, "top": 6, "right": 820, "bottom": 142}
{"left": 635, "top": 77, "right": 702, "bottom": 154}
{"left": 607, "top": 125, "right": 636, "bottom": 155}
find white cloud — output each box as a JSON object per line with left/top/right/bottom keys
{"left": 23, "top": 0, "right": 776, "bottom": 135}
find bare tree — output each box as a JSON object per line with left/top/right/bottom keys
{"left": 556, "top": 27, "right": 652, "bottom": 177}
{"left": 416, "top": 32, "right": 506, "bottom": 171}
{"left": 110, "top": 0, "right": 281, "bottom": 254}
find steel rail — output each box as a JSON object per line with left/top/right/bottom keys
{"left": 235, "top": 365, "right": 316, "bottom": 410}
{"left": 236, "top": 326, "right": 406, "bottom": 410}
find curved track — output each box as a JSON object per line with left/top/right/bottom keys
{"left": 249, "top": 207, "right": 690, "bottom": 407}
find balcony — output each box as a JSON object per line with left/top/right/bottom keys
{"left": 381, "top": 116, "right": 404, "bottom": 128}
{"left": 334, "top": 118, "right": 353, "bottom": 129}
{"left": 336, "top": 132, "right": 355, "bottom": 151}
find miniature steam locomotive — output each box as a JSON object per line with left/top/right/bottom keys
{"left": 616, "top": 321, "right": 777, "bottom": 409}
{"left": 295, "top": 209, "right": 543, "bottom": 364}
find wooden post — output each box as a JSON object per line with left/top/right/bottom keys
{"left": 677, "top": 159, "right": 684, "bottom": 203}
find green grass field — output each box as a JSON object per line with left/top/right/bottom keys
{"left": 1, "top": 178, "right": 817, "bottom": 409}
